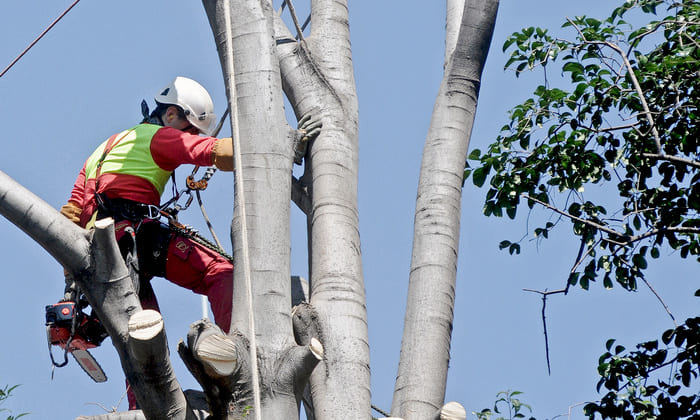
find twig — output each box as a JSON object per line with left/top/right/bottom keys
{"left": 371, "top": 404, "right": 391, "bottom": 417}
{"left": 641, "top": 153, "right": 700, "bottom": 170}
{"left": 570, "top": 238, "right": 601, "bottom": 286}
{"left": 84, "top": 402, "right": 117, "bottom": 413}
{"left": 618, "top": 257, "right": 678, "bottom": 327}
{"left": 641, "top": 276, "right": 677, "bottom": 327}
{"left": 551, "top": 401, "right": 587, "bottom": 420}
{"left": 523, "top": 288, "right": 566, "bottom": 375}
{"left": 523, "top": 194, "right": 626, "bottom": 239}
{"left": 627, "top": 226, "right": 700, "bottom": 243}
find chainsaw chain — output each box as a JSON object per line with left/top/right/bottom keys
{"left": 169, "top": 222, "right": 233, "bottom": 262}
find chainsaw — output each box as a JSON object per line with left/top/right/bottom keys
{"left": 45, "top": 301, "right": 108, "bottom": 382}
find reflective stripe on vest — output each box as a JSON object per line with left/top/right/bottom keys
{"left": 84, "top": 124, "right": 172, "bottom": 195}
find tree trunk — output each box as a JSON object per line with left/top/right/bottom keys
{"left": 202, "top": 0, "right": 322, "bottom": 418}
{"left": 274, "top": 0, "right": 369, "bottom": 417}
{"left": 392, "top": 1, "right": 499, "bottom": 418}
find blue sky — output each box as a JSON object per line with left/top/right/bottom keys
{"left": 0, "top": 1, "right": 696, "bottom": 418}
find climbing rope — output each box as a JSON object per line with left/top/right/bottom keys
{"left": 1, "top": 0, "right": 83, "bottom": 79}
{"left": 223, "top": 2, "right": 262, "bottom": 418}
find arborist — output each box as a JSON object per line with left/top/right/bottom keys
{"left": 56, "top": 76, "right": 235, "bottom": 408}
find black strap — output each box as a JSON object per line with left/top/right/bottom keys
{"left": 95, "top": 195, "right": 161, "bottom": 222}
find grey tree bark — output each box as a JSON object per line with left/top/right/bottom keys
{"left": 392, "top": 0, "right": 499, "bottom": 419}
{"left": 275, "top": 1, "right": 369, "bottom": 417}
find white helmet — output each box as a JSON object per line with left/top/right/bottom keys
{"left": 155, "top": 76, "right": 216, "bottom": 135}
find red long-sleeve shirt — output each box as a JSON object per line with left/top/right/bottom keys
{"left": 68, "top": 125, "right": 218, "bottom": 226}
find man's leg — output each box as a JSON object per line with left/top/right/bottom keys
{"left": 164, "top": 234, "right": 233, "bottom": 333}
{"left": 136, "top": 222, "right": 233, "bottom": 333}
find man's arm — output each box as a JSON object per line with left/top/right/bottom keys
{"left": 151, "top": 127, "right": 233, "bottom": 171}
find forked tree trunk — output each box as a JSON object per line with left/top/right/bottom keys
{"left": 274, "top": 0, "right": 369, "bottom": 417}
{"left": 203, "top": 0, "right": 322, "bottom": 418}
{"left": 392, "top": 1, "right": 499, "bottom": 418}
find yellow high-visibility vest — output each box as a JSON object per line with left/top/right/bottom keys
{"left": 84, "top": 124, "right": 171, "bottom": 195}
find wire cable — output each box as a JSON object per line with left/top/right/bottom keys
{"left": 1, "top": 0, "right": 83, "bottom": 79}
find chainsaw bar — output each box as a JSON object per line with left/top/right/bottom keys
{"left": 72, "top": 349, "right": 107, "bottom": 383}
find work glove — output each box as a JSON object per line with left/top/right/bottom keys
{"left": 213, "top": 137, "right": 234, "bottom": 171}
{"left": 60, "top": 201, "right": 82, "bottom": 225}
{"left": 63, "top": 269, "right": 77, "bottom": 301}
{"left": 294, "top": 112, "right": 322, "bottom": 165}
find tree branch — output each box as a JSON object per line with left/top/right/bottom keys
{"left": 641, "top": 153, "right": 700, "bottom": 170}
{"left": 523, "top": 194, "right": 626, "bottom": 239}
{"left": 127, "top": 309, "right": 189, "bottom": 419}
{"left": 523, "top": 288, "right": 565, "bottom": 375}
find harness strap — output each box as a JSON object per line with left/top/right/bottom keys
{"left": 94, "top": 132, "right": 123, "bottom": 192}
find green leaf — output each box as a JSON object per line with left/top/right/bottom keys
{"left": 632, "top": 254, "right": 648, "bottom": 270}
{"left": 562, "top": 61, "right": 585, "bottom": 79}
{"left": 463, "top": 169, "right": 472, "bottom": 186}
{"left": 509, "top": 243, "right": 521, "bottom": 255}
{"left": 503, "top": 36, "right": 517, "bottom": 52}
{"left": 568, "top": 272, "right": 579, "bottom": 286}
{"left": 651, "top": 247, "right": 660, "bottom": 259}
{"left": 605, "top": 339, "right": 615, "bottom": 350}
{"left": 473, "top": 166, "right": 490, "bottom": 188}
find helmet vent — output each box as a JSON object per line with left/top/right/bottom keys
{"left": 160, "top": 88, "right": 170, "bottom": 96}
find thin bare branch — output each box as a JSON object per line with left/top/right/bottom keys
{"left": 523, "top": 288, "right": 565, "bottom": 375}
{"left": 641, "top": 153, "right": 700, "bottom": 169}
{"left": 640, "top": 276, "right": 677, "bottom": 327}
{"left": 523, "top": 194, "right": 626, "bottom": 239}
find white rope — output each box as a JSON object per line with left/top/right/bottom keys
{"left": 223, "top": 1, "right": 263, "bottom": 419}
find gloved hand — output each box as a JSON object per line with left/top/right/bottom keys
{"left": 60, "top": 202, "right": 82, "bottom": 225}
{"left": 294, "top": 111, "right": 322, "bottom": 165}
{"left": 63, "top": 268, "right": 77, "bottom": 301}
{"left": 213, "top": 137, "right": 234, "bottom": 171}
